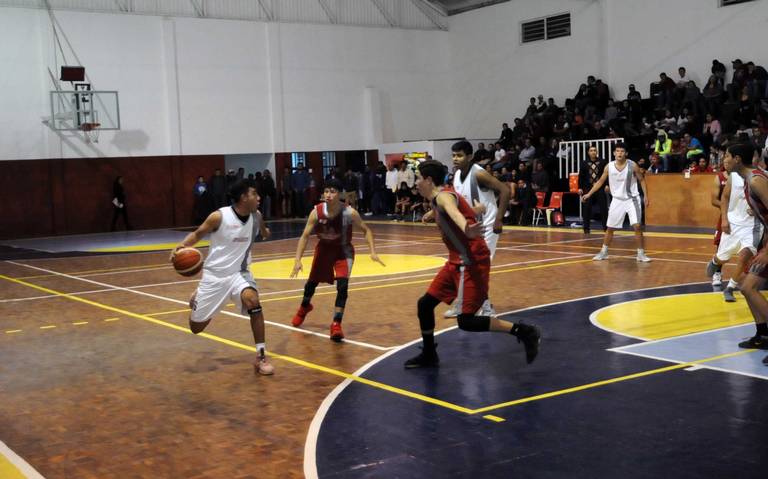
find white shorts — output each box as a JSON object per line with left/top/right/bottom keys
{"left": 190, "top": 270, "right": 258, "bottom": 323}
{"left": 607, "top": 197, "right": 642, "bottom": 229}
{"left": 484, "top": 231, "right": 499, "bottom": 260}
{"left": 715, "top": 224, "right": 762, "bottom": 261}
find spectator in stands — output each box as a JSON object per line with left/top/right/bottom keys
{"left": 209, "top": 168, "right": 227, "bottom": 208}
{"left": 193, "top": 175, "right": 211, "bottom": 224}
{"left": 553, "top": 114, "right": 570, "bottom": 138}
{"left": 544, "top": 98, "right": 560, "bottom": 119}
{"left": 392, "top": 182, "right": 412, "bottom": 221}
{"left": 370, "top": 162, "right": 387, "bottom": 215}
{"left": 653, "top": 72, "right": 676, "bottom": 109}
{"left": 703, "top": 113, "right": 722, "bottom": 147}
{"left": 343, "top": 169, "right": 359, "bottom": 209}
{"left": 280, "top": 166, "right": 292, "bottom": 218}
{"left": 578, "top": 144, "right": 608, "bottom": 234}
{"left": 475, "top": 142, "right": 489, "bottom": 162}
{"left": 513, "top": 178, "right": 536, "bottom": 225}
{"left": 111, "top": 176, "right": 132, "bottom": 231}
{"left": 525, "top": 97, "right": 538, "bottom": 118}
{"left": 674, "top": 67, "right": 690, "bottom": 105}
{"left": 730, "top": 59, "right": 746, "bottom": 101}
{"left": 519, "top": 137, "right": 536, "bottom": 164}
{"left": 531, "top": 161, "right": 550, "bottom": 197}
{"left": 654, "top": 130, "right": 673, "bottom": 172}
{"left": 518, "top": 161, "right": 532, "bottom": 183}
{"left": 657, "top": 109, "right": 677, "bottom": 132}
{"left": 627, "top": 84, "right": 642, "bottom": 102}
{"left": 261, "top": 169, "right": 275, "bottom": 220}
{"left": 746, "top": 61, "right": 768, "bottom": 99}
{"left": 703, "top": 76, "right": 724, "bottom": 115}
{"left": 385, "top": 162, "right": 399, "bottom": 214}
{"left": 737, "top": 85, "right": 755, "bottom": 126}
{"left": 709, "top": 144, "right": 725, "bottom": 171}
{"left": 494, "top": 142, "right": 506, "bottom": 163}
{"left": 647, "top": 154, "right": 662, "bottom": 174}
{"left": 498, "top": 122, "right": 513, "bottom": 149}
{"left": 695, "top": 157, "right": 713, "bottom": 173}
{"left": 396, "top": 160, "right": 415, "bottom": 188}
{"left": 711, "top": 59, "right": 726, "bottom": 85}
{"left": 604, "top": 99, "right": 618, "bottom": 124}
{"left": 225, "top": 169, "right": 238, "bottom": 192}
{"left": 291, "top": 162, "right": 311, "bottom": 217}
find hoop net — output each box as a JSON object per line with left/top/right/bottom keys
{"left": 80, "top": 122, "right": 101, "bottom": 143}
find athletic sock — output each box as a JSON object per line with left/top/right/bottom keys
{"left": 256, "top": 343, "right": 266, "bottom": 357}
{"left": 757, "top": 323, "right": 768, "bottom": 336}
{"left": 333, "top": 311, "right": 343, "bottom": 324}
{"left": 637, "top": 248, "right": 645, "bottom": 255}
{"left": 601, "top": 244, "right": 608, "bottom": 253}
{"left": 727, "top": 279, "right": 738, "bottom": 290}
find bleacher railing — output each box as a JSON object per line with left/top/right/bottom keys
{"left": 558, "top": 137, "right": 624, "bottom": 179}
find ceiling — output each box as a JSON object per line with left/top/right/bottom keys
{"left": 426, "top": 0, "right": 509, "bottom": 15}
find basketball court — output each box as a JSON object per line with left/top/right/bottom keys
{"left": 3, "top": 222, "right": 768, "bottom": 477}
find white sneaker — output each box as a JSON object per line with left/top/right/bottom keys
{"left": 443, "top": 306, "right": 459, "bottom": 318}
{"left": 478, "top": 302, "right": 496, "bottom": 317}
{"left": 712, "top": 272, "right": 723, "bottom": 287}
{"left": 593, "top": 250, "right": 608, "bottom": 261}
{"left": 636, "top": 252, "right": 652, "bottom": 263}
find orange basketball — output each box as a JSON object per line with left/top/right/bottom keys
{"left": 173, "top": 247, "right": 203, "bottom": 277}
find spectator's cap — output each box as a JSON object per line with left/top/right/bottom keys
{"left": 732, "top": 59, "right": 743, "bottom": 64}
{"left": 629, "top": 84, "right": 636, "bottom": 89}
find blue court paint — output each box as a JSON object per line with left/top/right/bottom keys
{"left": 313, "top": 284, "right": 768, "bottom": 477}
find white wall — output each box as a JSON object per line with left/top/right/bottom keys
{"left": 0, "top": 7, "right": 451, "bottom": 160}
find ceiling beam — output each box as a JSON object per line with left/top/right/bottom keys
{"left": 190, "top": 0, "right": 205, "bottom": 17}
{"left": 410, "top": 0, "right": 447, "bottom": 30}
{"left": 370, "top": 0, "right": 397, "bottom": 27}
{"left": 317, "top": 0, "right": 337, "bottom": 24}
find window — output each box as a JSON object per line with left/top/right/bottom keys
{"left": 322, "top": 151, "right": 336, "bottom": 178}
{"left": 291, "top": 152, "right": 306, "bottom": 169}
{"left": 720, "top": 0, "right": 757, "bottom": 6}
{"left": 521, "top": 12, "right": 570, "bottom": 44}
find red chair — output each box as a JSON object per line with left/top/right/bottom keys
{"left": 534, "top": 192, "right": 564, "bottom": 226}
{"left": 531, "top": 192, "right": 547, "bottom": 224}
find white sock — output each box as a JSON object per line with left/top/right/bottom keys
{"left": 601, "top": 245, "right": 608, "bottom": 253}
{"left": 637, "top": 248, "right": 645, "bottom": 255}
{"left": 257, "top": 343, "right": 266, "bottom": 356}
{"left": 727, "top": 279, "right": 738, "bottom": 290}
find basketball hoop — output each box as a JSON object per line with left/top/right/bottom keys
{"left": 80, "top": 122, "right": 101, "bottom": 143}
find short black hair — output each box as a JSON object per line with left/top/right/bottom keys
{"left": 728, "top": 143, "right": 756, "bottom": 166}
{"left": 324, "top": 178, "right": 344, "bottom": 192}
{"left": 418, "top": 160, "right": 448, "bottom": 187}
{"left": 451, "top": 140, "right": 473, "bottom": 156}
{"left": 228, "top": 179, "right": 257, "bottom": 202}
{"left": 614, "top": 142, "right": 627, "bottom": 151}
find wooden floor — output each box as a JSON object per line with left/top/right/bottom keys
{"left": 0, "top": 223, "right": 727, "bottom": 478}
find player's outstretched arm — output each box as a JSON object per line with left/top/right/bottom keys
{"left": 582, "top": 167, "right": 609, "bottom": 202}
{"left": 437, "top": 192, "right": 483, "bottom": 238}
{"left": 351, "top": 209, "right": 386, "bottom": 267}
{"left": 170, "top": 211, "right": 222, "bottom": 261}
{"left": 634, "top": 164, "right": 650, "bottom": 208}
{"left": 290, "top": 209, "right": 318, "bottom": 278}
{"left": 476, "top": 168, "right": 510, "bottom": 233}
{"left": 711, "top": 175, "right": 723, "bottom": 209}
{"left": 720, "top": 178, "right": 732, "bottom": 234}
{"left": 748, "top": 175, "right": 768, "bottom": 266}
{"left": 254, "top": 210, "right": 271, "bottom": 240}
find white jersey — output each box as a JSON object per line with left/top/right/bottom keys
{"left": 453, "top": 164, "right": 498, "bottom": 236}
{"left": 203, "top": 207, "right": 260, "bottom": 276}
{"left": 727, "top": 172, "right": 758, "bottom": 228}
{"left": 608, "top": 160, "right": 640, "bottom": 200}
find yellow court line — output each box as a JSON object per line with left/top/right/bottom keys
{"left": 0, "top": 273, "right": 477, "bottom": 417}
{"left": 39, "top": 325, "right": 56, "bottom": 330}
{"left": 469, "top": 349, "right": 754, "bottom": 415}
{"left": 72, "top": 321, "right": 89, "bottom": 326}
{"left": 104, "top": 318, "right": 120, "bottom": 322}
{"left": 0, "top": 453, "right": 26, "bottom": 479}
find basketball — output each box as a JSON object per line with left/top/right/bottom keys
{"left": 173, "top": 247, "right": 203, "bottom": 276}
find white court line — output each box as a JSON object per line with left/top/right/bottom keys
{"left": 303, "top": 280, "right": 713, "bottom": 479}
{"left": 5, "top": 261, "right": 393, "bottom": 352}
{"left": 0, "top": 439, "right": 45, "bottom": 479}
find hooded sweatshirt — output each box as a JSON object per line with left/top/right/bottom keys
{"left": 654, "top": 130, "right": 672, "bottom": 156}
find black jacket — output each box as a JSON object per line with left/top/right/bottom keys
{"left": 578, "top": 158, "right": 608, "bottom": 191}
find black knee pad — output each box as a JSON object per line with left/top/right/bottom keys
{"left": 335, "top": 278, "right": 349, "bottom": 308}
{"left": 247, "top": 303, "right": 263, "bottom": 315}
{"left": 457, "top": 314, "right": 490, "bottom": 332}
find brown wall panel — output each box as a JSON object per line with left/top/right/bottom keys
{"left": 0, "top": 160, "right": 54, "bottom": 238}
{"left": 172, "top": 156, "right": 226, "bottom": 227}
{"left": 645, "top": 173, "right": 718, "bottom": 228}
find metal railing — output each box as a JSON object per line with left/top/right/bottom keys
{"left": 558, "top": 137, "right": 624, "bottom": 178}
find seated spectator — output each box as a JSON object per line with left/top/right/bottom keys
{"left": 653, "top": 130, "right": 673, "bottom": 171}
{"left": 494, "top": 142, "right": 506, "bottom": 163}
{"left": 544, "top": 98, "right": 560, "bottom": 118}
{"left": 475, "top": 142, "right": 488, "bottom": 161}
{"left": 524, "top": 97, "right": 538, "bottom": 118}
{"left": 518, "top": 161, "right": 532, "bottom": 183}
{"left": 652, "top": 72, "right": 676, "bottom": 109}
{"left": 746, "top": 61, "right": 768, "bottom": 100}
{"left": 513, "top": 179, "right": 537, "bottom": 225}
{"left": 647, "top": 154, "right": 663, "bottom": 174}
{"left": 531, "top": 161, "right": 550, "bottom": 194}
{"left": 393, "top": 182, "right": 412, "bottom": 220}
{"left": 711, "top": 59, "right": 726, "bottom": 85}
{"left": 703, "top": 76, "right": 724, "bottom": 114}
{"left": 684, "top": 133, "right": 705, "bottom": 159}
{"left": 552, "top": 114, "right": 570, "bottom": 138}
{"left": 519, "top": 138, "right": 536, "bottom": 164}
{"left": 498, "top": 123, "right": 513, "bottom": 149}
{"left": 657, "top": 109, "right": 677, "bottom": 132}
{"left": 702, "top": 113, "right": 722, "bottom": 146}
{"left": 696, "top": 157, "right": 713, "bottom": 173}
{"left": 604, "top": 99, "right": 618, "bottom": 124}
{"left": 709, "top": 144, "right": 725, "bottom": 171}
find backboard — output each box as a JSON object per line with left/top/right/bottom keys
{"left": 49, "top": 90, "right": 120, "bottom": 131}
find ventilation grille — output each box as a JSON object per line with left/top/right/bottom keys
{"left": 522, "top": 12, "right": 571, "bottom": 44}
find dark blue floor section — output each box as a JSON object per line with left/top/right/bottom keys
{"left": 316, "top": 284, "right": 768, "bottom": 478}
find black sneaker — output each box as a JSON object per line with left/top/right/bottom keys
{"left": 763, "top": 355, "right": 768, "bottom": 366}
{"left": 738, "top": 335, "right": 768, "bottom": 350}
{"left": 514, "top": 323, "right": 541, "bottom": 364}
{"left": 404, "top": 346, "right": 439, "bottom": 369}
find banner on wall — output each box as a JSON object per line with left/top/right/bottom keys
{"left": 385, "top": 152, "right": 427, "bottom": 169}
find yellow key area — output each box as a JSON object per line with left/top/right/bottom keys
{"left": 593, "top": 292, "right": 757, "bottom": 340}
{"left": 251, "top": 253, "right": 445, "bottom": 280}
{"left": 0, "top": 454, "right": 27, "bottom": 479}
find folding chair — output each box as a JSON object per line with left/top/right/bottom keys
{"left": 531, "top": 192, "right": 547, "bottom": 225}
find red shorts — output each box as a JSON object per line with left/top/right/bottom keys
{"left": 309, "top": 244, "right": 354, "bottom": 284}
{"left": 427, "top": 260, "right": 490, "bottom": 315}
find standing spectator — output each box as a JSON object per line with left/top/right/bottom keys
{"left": 111, "top": 176, "right": 132, "bottom": 231}
{"left": 385, "top": 163, "right": 399, "bottom": 214}
{"left": 653, "top": 72, "right": 676, "bottom": 109}
{"left": 225, "top": 169, "right": 238, "bottom": 192}
{"left": 703, "top": 76, "right": 724, "bottom": 115}
{"left": 343, "top": 169, "right": 359, "bottom": 209}
{"left": 498, "top": 123, "right": 513, "bottom": 149}
{"left": 209, "top": 168, "right": 227, "bottom": 208}
{"left": 360, "top": 166, "right": 372, "bottom": 215}
{"left": 280, "top": 166, "right": 293, "bottom": 218}
{"left": 396, "top": 161, "right": 415, "bottom": 188}
{"left": 291, "top": 163, "right": 311, "bottom": 217}
{"left": 578, "top": 144, "right": 608, "bottom": 234}
{"left": 261, "top": 169, "right": 275, "bottom": 220}
{"left": 371, "top": 161, "right": 387, "bottom": 215}
{"left": 627, "top": 84, "right": 641, "bottom": 102}
{"left": 711, "top": 59, "right": 726, "bottom": 86}
{"left": 192, "top": 175, "right": 211, "bottom": 225}
{"left": 703, "top": 113, "right": 722, "bottom": 148}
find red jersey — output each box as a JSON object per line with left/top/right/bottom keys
{"left": 744, "top": 168, "right": 768, "bottom": 230}
{"left": 313, "top": 202, "right": 354, "bottom": 249}
{"left": 432, "top": 187, "right": 490, "bottom": 265}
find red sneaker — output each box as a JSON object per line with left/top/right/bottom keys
{"left": 330, "top": 321, "right": 344, "bottom": 342}
{"left": 291, "top": 303, "right": 313, "bottom": 327}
